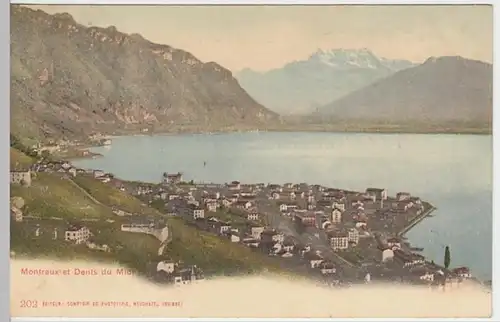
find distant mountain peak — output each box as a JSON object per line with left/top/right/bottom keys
{"left": 234, "top": 48, "right": 416, "bottom": 115}
{"left": 314, "top": 55, "right": 492, "bottom": 126}
{"left": 308, "top": 48, "right": 414, "bottom": 71}
{"left": 423, "top": 55, "right": 491, "bottom": 67}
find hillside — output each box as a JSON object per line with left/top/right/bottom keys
{"left": 235, "top": 49, "right": 415, "bottom": 115}
{"left": 313, "top": 56, "right": 493, "bottom": 128}
{"left": 10, "top": 5, "right": 278, "bottom": 143}
{"left": 10, "top": 150, "right": 291, "bottom": 277}
{"left": 10, "top": 147, "right": 34, "bottom": 170}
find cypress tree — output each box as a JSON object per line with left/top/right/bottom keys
{"left": 444, "top": 246, "right": 451, "bottom": 269}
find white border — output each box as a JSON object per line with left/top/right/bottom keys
{"left": 3, "top": 2, "right": 11, "bottom": 322}
{"left": 9, "top": 0, "right": 497, "bottom": 4}
{"left": 6, "top": 0, "right": 497, "bottom": 321}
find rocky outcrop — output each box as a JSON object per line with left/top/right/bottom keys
{"left": 10, "top": 5, "right": 278, "bottom": 142}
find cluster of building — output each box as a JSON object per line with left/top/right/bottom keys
{"left": 156, "top": 260, "right": 205, "bottom": 286}
{"left": 10, "top": 159, "right": 94, "bottom": 187}
{"left": 11, "top": 160, "right": 474, "bottom": 287}
{"left": 13, "top": 217, "right": 114, "bottom": 253}
{"left": 371, "top": 235, "right": 473, "bottom": 285}
{"left": 10, "top": 169, "right": 32, "bottom": 187}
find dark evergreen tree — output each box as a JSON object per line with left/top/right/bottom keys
{"left": 444, "top": 246, "right": 451, "bottom": 269}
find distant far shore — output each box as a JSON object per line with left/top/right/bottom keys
{"left": 106, "top": 124, "right": 492, "bottom": 138}
{"left": 265, "top": 126, "right": 492, "bottom": 136}
{"left": 48, "top": 121, "right": 492, "bottom": 159}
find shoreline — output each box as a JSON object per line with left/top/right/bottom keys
{"left": 18, "top": 152, "right": 489, "bottom": 284}
{"left": 61, "top": 151, "right": 482, "bottom": 282}
{"left": 103, "top": 126, "right": 492, "bottom": 139}
{"left": 397, "top": 204, "right": 437, "bottom": 237}
{"left": 67, "top": 128, "right": 491, "bottom": 159}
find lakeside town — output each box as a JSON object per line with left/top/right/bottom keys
{"left": 10, "top": 152, "right": 480, "bottom": 289}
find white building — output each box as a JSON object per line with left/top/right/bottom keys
{"left": 382, "top": 248, "right": 394, "bottom": 262}
{"left": 68, "top": 167, "right": 77, "bottom": 177}
{"left": 319, "top": 262, "right": 337, "bottom": 275}
{"left": 330, "top": 234, "right": 349, "bottom": 251}
{"left": 173, "top": 266, "right": 204, "bottom": 286}
{"left": 387, "top": 238, "right": 402, "bottom": 250}
{"left": 332, "top": 202, "right": 345, "bottom": 212}
{"left": 331, "top": 208, "right": 342, "bottom": 223}
{"left": 93, "top": 170, "right": 105, "bottom": 178}
{"left": 365, "top": 273, "right": 371, "bottom": 283}
{"left": 61, "top": 162, "right": 72, "bottom": 170}
{"left": 251, "top": 226, "right": 265, "bottom": 240}
{"left": 453, "top": 267, "right": 472, "bottom": 279}
{"left": 347, "top": 228, "right": 359, "bottom": 245}
{"left": 65, "top": 225, "right": 91, "bottom": 244}
{"left": 412, "top": 269, "right": 434, "bottom": 282}
{"left": 10, "top": 170, "right": 31, "bottom": 186}
{"left": 157, "top": 261, "right": 176, "bottom": 274}
{"left": 272, "top": 233, "right": 285, "bottom": 244}
{"left": 219, "top": 223, "right": 231, "bottom": 234}
{"left": 10, "top": 207, "right": 23, "bottom": 222}
{"left": 191, "top": 206, "right": 205, "bottom": 219}
{"left": 396, "top": 192, "right": 411, "bottom": 201}
{"left": 230, "top": 234, "right": 240, "bottom": 243}
{"left": 365, "top": 188, "right": 388, "bottom": 201}
{"left": 86, "top": 242, "right": 111, "bottom": 252}
{"left": 206, "top": 202, "right": 217, "bottom": 212}
{"left": 355, "top": 221, "right": 367, "bottom": 229}
{"left": 247, "top": 213, "right": 259, "bottom": 221}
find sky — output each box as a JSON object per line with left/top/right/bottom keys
{"left": 24, "top": 5, "right": 493, "bottom": 72}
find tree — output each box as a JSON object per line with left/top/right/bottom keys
{"left": 444, "top": 246, "right": 451, "bottom": 269}
{"left": 294, "top": 217, "right": 305, "bottom": 235}
{"left": 10, "top": 134, "right": 19, "bottom": 147}
{"left": 41, "top": 150, "right": 51, "bottom": 159}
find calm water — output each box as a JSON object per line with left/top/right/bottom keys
{"left": 73, "top": 132, "right": 493, "bottom": 280}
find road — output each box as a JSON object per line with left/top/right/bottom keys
{"left": 258, "top": 197, "right": 360, "bottom": 272}
{"left": 67, "top": 177, "right": 104, "bottom": 206}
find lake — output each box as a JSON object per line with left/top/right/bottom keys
{"left": 72, "top": 132, "right": 493, "bottom": 281}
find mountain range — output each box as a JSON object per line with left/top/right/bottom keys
{"left": 235, "top": 49, "right": 416, "bottom": 115}
{"left": 313, "top": 56, "right": 493, "bottom": 126}
{"left": 10, "top": 5, "right": 278, "bottom": 143}
{"left": 10, "top": 5, "right": 492, "bottom": 140}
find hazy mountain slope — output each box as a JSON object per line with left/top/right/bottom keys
{"left": 10, "top": 5, "right": 278, "bottom": 142}
{"left": 235, "top": 49, "right": 415, "bottom": 115}
{"left": 314, "top": 56, "right": 493, "bottom": 125}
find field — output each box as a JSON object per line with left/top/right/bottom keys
{"left": 10, "top": 173, "right": 115, "bottom": 219}
{"left": 72, "top": 175, "right": 161, "bottom": 217}
{"left": 10, "top": 147, "right": 34, "bottom": 170}
{"left": 166, "top": 217, "right": 288, "bottom": 276}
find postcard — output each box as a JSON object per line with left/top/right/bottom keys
{"left": 10, "top": 3, "right": 493, "bottom": 318}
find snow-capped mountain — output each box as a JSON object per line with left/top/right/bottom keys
{"left": 310, "top": 48, "right": 383, "bottom": 69}
{"left": 235, "top": 48, "right": 416, "bottom": 115}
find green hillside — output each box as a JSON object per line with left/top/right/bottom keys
{"left": 10, "top": 151, "right": 293, "bottom": 278}
{"left": 72, "top": 175, "right": 161, "bottom": 217}
{"left": 11, "top": 173, "right": 115, "bottom": 219}
{"left": 10, "top": 147, "right": 34, "bottom": 170}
